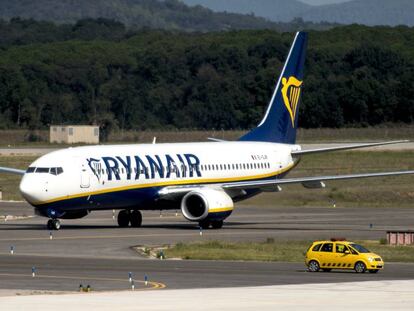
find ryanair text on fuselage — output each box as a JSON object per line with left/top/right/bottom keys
{"left": 87, "top": 153, "right": 202, "bottom": 181}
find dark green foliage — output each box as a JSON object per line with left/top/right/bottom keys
{"left": 0, "top": 21, "right": 413, "bottom": 131}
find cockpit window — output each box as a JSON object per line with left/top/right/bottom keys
{"left": 36, "top": 167, "right": 50, "bottom": 173}
{"left": 26, "top": 167, "right": 63, "bottom": 175}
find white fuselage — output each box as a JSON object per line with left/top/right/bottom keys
{"left": 19, "top": 142, "right": 299, "bottom": 214}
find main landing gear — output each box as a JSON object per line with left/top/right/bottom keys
{"left": 117, "top": 210, "right": 142, "bottom": 228}
{"left": 47, "top": 219, "right": 61, "bottom": 230}
{"left": 198, "top": 219, "right": 223, "bottom": 229}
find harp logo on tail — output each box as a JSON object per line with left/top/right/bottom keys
{"left": 281, "top": 76, "right": 302, "bottom": 127}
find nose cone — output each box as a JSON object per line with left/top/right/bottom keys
{"left": 19, "top": 175, "right": 38, "bottom": 203}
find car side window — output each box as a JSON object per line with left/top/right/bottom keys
{"left": 320, "top": 243, "right": 333, "bottom": 252}
{"left": 336, "top": 244, "right": 348, "bottom": 253}
{"left": 312, "top": 244, "right": 322, "bottom": 251}
{"left": 349, "top": 247, "right": 358, "bottom": 255}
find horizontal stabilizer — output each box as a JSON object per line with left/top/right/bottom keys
{"left": 292, "top": 140, "right": 409, "bottom": 156}
{"left": 0, "top": 166, "right": 25, "bottom": 175}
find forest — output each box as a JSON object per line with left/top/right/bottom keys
{"left": 0, "top": 19, "right": 413, "bottom": 139}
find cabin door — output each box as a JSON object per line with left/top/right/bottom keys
{"left": 80, "top": 163, "right": 90, "bottom": 188}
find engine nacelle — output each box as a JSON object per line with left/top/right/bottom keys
{"left": 181, "top": 188, "right": 234, "bottom": 222}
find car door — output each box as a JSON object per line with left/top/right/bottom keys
{"left": 318, "top": 243, "right": 335, "bottom": 269}
{"left": 335, "top": 243, "right": 353, "bottom": 269}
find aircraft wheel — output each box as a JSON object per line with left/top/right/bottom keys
{"left": 130, "top": 210, "right": 142, "bottom": 228}
{"left": 47, "top": 219, "right": 61, "bottom": 230}
{"left": 198, "top": 220, "right": 210, "bottom": 229}
{"left": 211, "top": 220, "right": 223, "bottom": 229}
{"left": 117, "top": 210, "right": 130, "bottom": 227}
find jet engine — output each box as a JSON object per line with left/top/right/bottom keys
{"left": 180, "top": 188, "right": 234, "bottom": 222}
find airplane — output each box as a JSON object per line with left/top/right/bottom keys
{"left": 1, "top": 31, "right": 413, "bottom": 231}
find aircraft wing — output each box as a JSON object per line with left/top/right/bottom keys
{"left": 222, "top": 170, "right": 414, "bottom": 190}
{"left": 0, "top": 166, "right": 26, "bottom": 175}
{"left": 292, "top": 140, "right": 409, "bottom": 156}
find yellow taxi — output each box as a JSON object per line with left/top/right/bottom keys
{"left": 305, "top": 239, "right": 384, "bottom": 273}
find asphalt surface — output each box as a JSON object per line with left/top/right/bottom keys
{"left": 0, "top": 201, "right": 414, "bottom": 293}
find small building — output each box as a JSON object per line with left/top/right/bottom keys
{"left": 50, "top": 125, "right": 99, "bottom": 144}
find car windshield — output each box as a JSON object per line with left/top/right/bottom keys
{"left": 350, "top": 243, "right": 370, "bottom": 253}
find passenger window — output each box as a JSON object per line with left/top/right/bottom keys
{"left": 312, "top": 244, "right": 322, "bottom": 251}
{"left": 320, "top": 243, "right": 333, "bottom": 252}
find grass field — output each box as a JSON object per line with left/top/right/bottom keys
{"left": 1, "top": 126, "right": 414, "bottom": 146}
{"left": 241, "top": 150, "right": 414, "bottom": 208}
{"left": 0, "top": 156, "right": 37, "bottom": 200}
{"left": 0, "top": 151, "right": 414, "bottom": 204}
{"left": 164, "top": 239, "right": 414, "bottom": 263}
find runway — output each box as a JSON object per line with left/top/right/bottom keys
{"left": 0, "top": 201, "right": 414, "bottom": 294}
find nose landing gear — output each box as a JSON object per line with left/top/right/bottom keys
{"left": 117, "top": 210, "right": 142, "bottom": 228}
{"left": 46, "top": 219, "right": 61, "bottom": 230}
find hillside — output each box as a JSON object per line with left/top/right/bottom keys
{"left": 0, "top": 0, "right": 284, "bottom": 32}
{"left": 183, "top": 0, "right": 414, "bottom": 26}
{"left": 302, "top": 0, "right": 414, "bottom": 26}
{"left": 0, "top": 25, "right": 413, "bottom": 134}
{"left": 182, "top": 0, "right": 310, "bottom": 23}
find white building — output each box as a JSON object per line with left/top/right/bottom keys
{"left": 50, "top": 125, "right": 99, "bottom": 144}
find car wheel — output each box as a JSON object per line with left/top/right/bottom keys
{"left": 354, "top": 261, "right": 366, "bottom": 273}
{"left": 369, "top": 269, "right": 379, "bottom": 274}
{"left": 308, "top": 260, "right": 320, "bottom": 272}
{"left": 322, "top": 268, "right": 332, "bottom": 272}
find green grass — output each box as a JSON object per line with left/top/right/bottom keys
{"left": 164, "top": 239, "right": 414, "bottom": 263}
{"left": 240, "top": 151, "right": 414, "bottom": 208}
{"left": 1, "top": 126, "right": 414, "bottom": 146}
{"left": 0, "top": 156, "right": 37, "bottom": 200}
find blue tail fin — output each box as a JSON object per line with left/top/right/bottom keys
{"left": 239, "top": 32, "right": 308, "bottom": 144}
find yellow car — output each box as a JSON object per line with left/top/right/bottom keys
{"left": 305, "top": 239, "right": 384, "bottom": 273}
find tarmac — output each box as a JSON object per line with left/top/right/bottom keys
{"left": 2, "top": 280, "right": 414, "bottom": 311}
{"left": 0, "top": 201, "right": 414, "bottom": 309}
